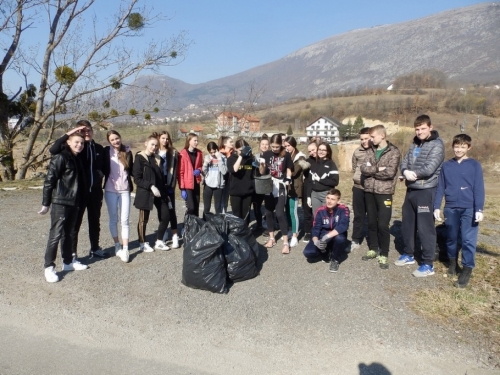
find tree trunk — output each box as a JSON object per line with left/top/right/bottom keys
{"left": 0, "top": 143, "right": 16, "bottom": 180}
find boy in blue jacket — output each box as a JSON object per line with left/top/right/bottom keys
{"left": 303, "top": 189, "right": 350, "bottom": 272}
{"left": 433, "top": 134, "right": 485, "bottom": 288}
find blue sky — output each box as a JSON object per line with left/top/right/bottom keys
{"left": 4, "top": 0, "right": 487, "bottom": 92}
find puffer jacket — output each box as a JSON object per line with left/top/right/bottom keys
{"left": 352, "top": 146, "right": 368, "bottom": 190}
{"left": 360, "top": 142, "right": 401, "bottom": 195}
{"left": 43, "top": 148, "right": 88, "bottom": 207}
{"left": 202, "top": 152, "right": 228, "bottom": 189}
{"left": 289, "top": 151, "right": 309, "bottom": 198}
{"left": 400, "top": 130, "right": 445, "bottom": 190}
{"left": 178, "top": 148, "right": 203, "bottom": 190}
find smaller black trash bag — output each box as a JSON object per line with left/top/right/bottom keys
{"left": 223, "top": 214, "right": 260, "bottom": 259}
{"left": 224, "top": 233, "right": 258, "bottom": 282}
{"left": 183, "top": 214, "right": 205, "bottom": 244}
{"left": 182, "top": 221, "right": 228, "bottom": 294}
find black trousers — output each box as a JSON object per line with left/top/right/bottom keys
{"left": 252, "top": 193, "right": 265, "bottom": 227}
{"left": 302, "top": 192, "right": 313, "bottom": 234}
{"left": 166, "top": 190, "right": 178, "bottom": 230}
{"left": 186, "top": 183, "right": 201, "bottom": 217}
{"left": 365, "top": 192, "right": 393, "bottom": 257}
{"left": 138, "top": 197, "right": 170, "bottom": 243}
{"left": 44, "top": 203, "right": 80, "bottom": 268}
{"left": 73, "top": 186, "right": 103, "bottom": 254}
{"left": 351, "top": 186, "right": 366, "bottom": 244}
{"left": 203, "top": 185, "right": 223, "bottom": 218}
{"left": 230, "top": 194, "right": 252, "bottom": 222}
{"left": 264, "top": 189, "right": 288, "bottom": 236}
{"left": 402, "top": 188, "right": 436, "bottom": 265}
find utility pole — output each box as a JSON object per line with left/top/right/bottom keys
{"left": 476, "top": 115, "right": 480, "bottom": 133}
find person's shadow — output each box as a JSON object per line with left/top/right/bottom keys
{"left": 359, "top": 362, "right": 392, "bottom": 375}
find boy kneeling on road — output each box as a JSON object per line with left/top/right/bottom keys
{"left": 303, "top": 188, "right": 350, "bottom": 272}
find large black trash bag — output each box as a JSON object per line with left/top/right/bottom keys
{"left": 183, "top": 214, "right": 205, "bottom": 243}
{"left": 223, "top": 214, "right": 260, "bottom": 259}
{"left": 224, "top": 233, "right": 258, "bottom": 282}
{"left": 181, "top": 221, "right": 228, "bottom": 293}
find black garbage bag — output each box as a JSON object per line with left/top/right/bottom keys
{"left": 183, "top": 214, "right": 205, "bottom": 243}
{"left": 181, "top": 221, "right": 228, "bottom": 293}
{"left": 223, "top": 214, "right": 260, "bottom": 259}
{"left": 224, "top": 233, "right": 258, "bottom": 282}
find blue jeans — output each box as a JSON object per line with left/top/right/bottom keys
{"left": 444, "top": 207, "right": 478, "bottom": 268}
{"left": 303, "top": 233, "right": 347, "bottom": 262}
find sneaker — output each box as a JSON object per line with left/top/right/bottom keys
{"left": 171, "top": 234, "right": 180, "bottom": 249}
{"left": 378, "top": 255, "right": 389, "bottom": 269}
{"left": 116, "top": 249, "right": 130, "bottom": 263}
{"left": 329, "top": 260, "right": 339, "bottom": 273}
{"left": 44, "top": 266, "right": 59, "bottom": 283}
{"left": 347, "top": 241, "right": 360, "bottom": 253}
{"left": 262, "top": 230, "right": 270, "bottom": 238}
{"left": 394, "top": 254, "right": 415, "bottom": 266}
{"left": 362, "top": 250, "right": 378, "bottom": 261}
{"left": 62, "top": 259, "right": 88, "bottom": 271}
{"left": 302, "top": 233, "right": 311, "bottom": 243}
{"left": 289, "top": 236, "right": 298, "bottom": 248}
{"left": 154, "top": 240, "right": 170, "bottom": 251}
{"left": 140, "top": 242, "right": 154, "bottom": 253}
{"left": 89, "top": 247, "right": 108, "bottom": 259}
{"left": 114, "top": 243, "right": 122, "bottom": 254}
{"left": 412, "top": 264, "right": 435, "bottom": 277}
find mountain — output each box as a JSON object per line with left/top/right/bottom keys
{"left": 119, "top": 3, "right": 500, "bottom": 112}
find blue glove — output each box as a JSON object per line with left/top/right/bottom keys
{"left": 193, "top": 169, "right": 201, "bottom": 177}
{"left": 181, "top": 189, "right": 188, "bottom": 200}
{"left": 241, "top": 145, "right": 252, "bottom": 157}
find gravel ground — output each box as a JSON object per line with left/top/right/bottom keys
{"left": 0, "top": 188, "right": 498, "bottom": 375}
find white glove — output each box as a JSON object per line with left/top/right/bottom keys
{"left": 259, "top": 158, "right": 265, "bottom": 164}
{"left": 151, "top": 185, "right": 161, "bottom": 197}
{"left": 433, "top": 209, "right": 442, "bottom": 221}
{"left": 312, "top": 174, "right": 320, "bottom": 182}
{"left": 366, "top": 161, "right": 372, "bottom": 167}
{"left": 307, "top": 197, "right": 312, "bottom": 208}
{"left": 403, "top": 170, "right": 417, "bottom": 181}
{"left": 475, "top": 212, "right": 484, "bottom": 222}
{"left": 38, "top": 206, "right": 49, "bottom": 215}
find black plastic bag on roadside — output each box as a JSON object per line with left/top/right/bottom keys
{"left": 224, "top": 233, "right": 258, "bottom": 282}
{"left": 182, "top": 219, "right": 228, "bottom": 294}
{"left": 183, "top": 214, "right": 205, "bottom": 244}
{"left": 223, "top": 213, "right": 260, "bottom": 259}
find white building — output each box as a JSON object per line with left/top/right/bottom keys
{"left": 305, "top": 116, "right": 342, "bottom": 144}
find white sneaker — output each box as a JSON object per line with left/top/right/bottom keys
{"left": 289, "top": 236, "right": 298, "bottom": 248}
{"left": 140, "top": 242, "right": 154, "bottom": 252}
{"left": 154, "top": 240, "right": 170, "bottom": 251}
{"left": 116, "top": 249, "right": 130, "bottom": 263}
{"left": 44, "top": 266, "right": 59, "bottom": 283}
{"left": 62, "top": 259, "right": 88, "bottom": 271}
{"left": 171, "top": 234, "right": 180, "bottom": 249}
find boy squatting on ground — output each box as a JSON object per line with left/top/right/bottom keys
{"left": 303, "top": 188, "right": 350, "bottom": 273}
{"left": 360, "top": 125, "right": 401, "bottom": 269}
{"left": 433, "top": 134, "right": 485, "bottom": 288}
{"left": 395, "top": 114, "right": 445, "bottom": 277}
{"left": 349, "top": 127, "right": 371, "bottom": 251}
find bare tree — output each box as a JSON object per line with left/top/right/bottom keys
{"left": 0, "top": 0, "right": 190, "bottom": 179}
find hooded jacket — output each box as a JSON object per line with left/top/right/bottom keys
{"left": 400, "top": 130, "right": 444, "bottom": 190}
{"left": 360, "top": 142, "right": 401, "bottom": 195}
{"left": 289, "top": 151, "right": 309, "bottom": 198}
{"left": 202, "top": 152, "right": 228, "bottom": 189}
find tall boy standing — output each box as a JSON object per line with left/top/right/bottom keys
{"left": 396, "top": 114, "right": 445, "bottom": 277}
{"left": 360, "top": 125, "right": 401, "bottom": 269}
{"left": 433, "top": 134, "right": 484, "bottom": 288}
{"left": 349, "top": 127, "right": 371, "bottom": 251}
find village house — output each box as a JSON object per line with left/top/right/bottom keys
{"left": 179, "top": 125, "right": 204, "bottom": 138}
{"left": 305, "top": 116, "right": 342, "bottom": 144}
{"left": 216, "top": 112, "right": 260, "bottom": 136}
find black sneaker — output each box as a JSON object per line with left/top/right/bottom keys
{"left": 329, "top": 260, "right": 339, "bottom": 273}
{"left": 302, "top": 233, "right": 311, "bottom": 243}
{"left": 262, "top": 230, "right": 270, "bottom": 238}
{"left": 89, "top": 247, "right": 108, "bottom": 259}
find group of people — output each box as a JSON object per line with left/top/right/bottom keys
{"left": 39, "top": 114, "right": 484, "bottom": 289}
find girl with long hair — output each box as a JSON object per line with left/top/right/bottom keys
{"left": 218, "top": 136, "right": 234, "bottom": 213}
{"left": 202, "top": 142, "right": 228, "bottom": 218}
{"left": 227, "top": 138, "right": 255, "bottom": 221}
{"left": 259, "top": 134, "right": 294, "bottom": 254}
{"left": 309, "top": 141, "right": 339, "bottom": 216}
{"left": 103, "top": 130, "right": 133, "bottom": 262}
{"left": 178, "top": 133, "right": 203, "bottom": 217}
{"left": 133, "top": 135, "right": 171, "bottom": 252}
{"left": 156, "top": 131, "right": 180, "bottom": 248}
{"left": 283, "top": 136, "right": 309, "bottom": 248}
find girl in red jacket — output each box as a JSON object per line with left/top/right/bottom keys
{"left": 178, "top": 133, "right": 203, "bottom": 217}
